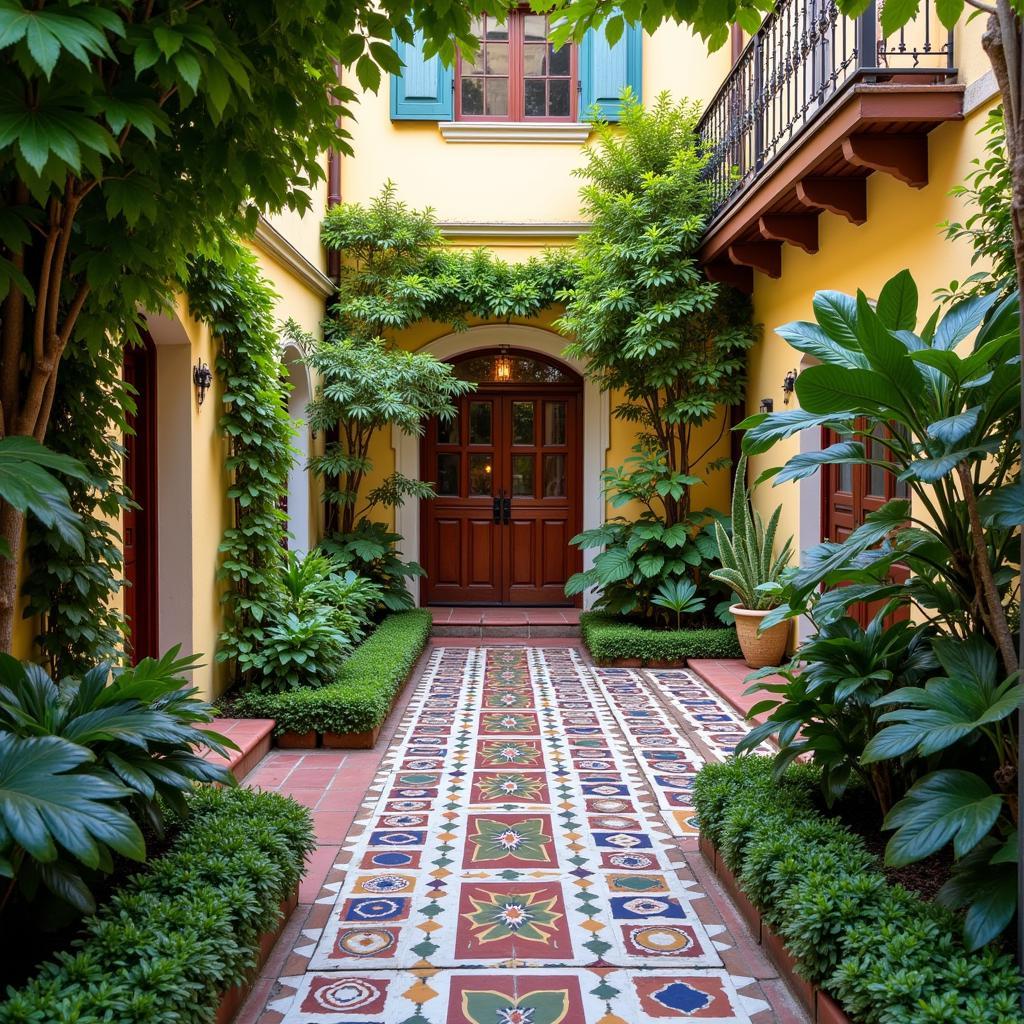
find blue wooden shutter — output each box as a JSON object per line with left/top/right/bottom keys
{"left": 390, "top": 31, "right": 453, "bottom": 120}
{"left": 579, "top": 22, "right": 642, "bottom": 121}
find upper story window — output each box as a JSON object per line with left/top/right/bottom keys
{"left": 456, "top": 11, "right": 576, "bottom": 122}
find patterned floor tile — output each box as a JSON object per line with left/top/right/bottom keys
{"left": 261, "top": 646, "right": 800, "bottom": 1023}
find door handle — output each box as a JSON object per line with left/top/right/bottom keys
{"left": 492, "top": 493, "right": 502, "bottom": 524}
{"left": 502, "top": 494, "right": 511, "bottom": 525}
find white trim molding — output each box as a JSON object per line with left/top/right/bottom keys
{"left": 392, "top": 324, "right": 609, "bottom": 608}
{"left": 438, "top": 121, "right": 592, "bottom": 144}
{"left": 439, "top": 221, "right": 590, "bottom": 239}
{"left": 253, "top": 217, "right": 334, "bottom": 298}
{"left": 963, "top": 69, "right": 999, "bottom": 116}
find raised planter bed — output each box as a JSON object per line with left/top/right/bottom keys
{"left": 236, "top": 610, "right": 431, "bottom": 749}
{"left": 276, "top": 729, "right": 318, "bottom": 749}
{"left": 580, "top": 611, "right": 741, "bottom": 667}
{"left": 322, "top": 726, "right": 380, "bottom": 749}
{"left": 701, "top": 835, "right": 845, "bottom": 1023}
{"left": 215, "top": 886, "right": 298, "bottom": 1024}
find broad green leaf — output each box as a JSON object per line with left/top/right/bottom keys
{"left": 0, "top": 734, "right": 144, "bottom": 865}
{"left": 880, "top": 0, "right": 919, "bottom": 35}
{"left": 979, "top": 483, "right": 1024, "bottom": 527}
{"left": 874, "top": 269, "right": 917, "bottom": 330}
{"left": 813, "top": 290, "right": 862, "bottom": 349}
{"left": 737, "top": 410, "right": 856, "bottom": 455}
{"left": 935, "top": 0, "right": 965, "bottom": 27}
{"left": 926, "top": 406, "right": 980, "bottom": 446}
{"left": 769, "top": 440, "right": 865, "bottom": 485}
{"left": 884, "top": 770, "right": 1004, "bottom": 866}
{"left": 795, "top": 364, "right": 910, "bottom": 417}
{"left": 774, "top": 319, "right": 867, "bottom": 370}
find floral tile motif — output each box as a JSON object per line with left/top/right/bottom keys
{"left": 268, "top": 646, "right": 789, "bottom": 1023}
{"left": 274, "top": 968, "right": 770, "bottom": 1023}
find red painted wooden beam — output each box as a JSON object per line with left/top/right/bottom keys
{"left": 728, "top": 241, "right": 783, "bottom": 278}
{"left": 795, "top": 177, "right": 868, "bottom": 224}
{"left": 841, "top": 133, "right": 929, "bottom": 188}
{"left": 758, "top": 214, "right": 819, "bottom": 254}
{"left": 704, "top": 260, "right": 754, "bottom": 293}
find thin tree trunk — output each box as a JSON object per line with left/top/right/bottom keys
{"left": 0, "top": 504, "right": 24, "bottom": 651}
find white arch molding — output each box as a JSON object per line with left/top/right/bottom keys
{"left": 392, "top": 324, "right": 610, "bottom": 607}
{"left": 282, "top": 342, "right": 313, "bottom": 555}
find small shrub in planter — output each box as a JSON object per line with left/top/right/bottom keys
{"left": 580, "top": 611, "right": 741, "bottom": 665}
{"left": 234, "top": 610, "right": 431, "bottom": 738}
{"left": 693, "top": 757, "right": 1024, "bottom": 1024}
{"left": 710, "top": 454, "right": 792, "bottom": 668}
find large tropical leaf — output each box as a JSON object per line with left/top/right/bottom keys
{"left": 874, "top": 269, "right": 918, "bottom": 331}
{"left": 765, "top": 441, "right": 865, "bottom": 486}
{"left": 795, "top": 364, "right": 912, "bottom": 418}
{"left": 937, "top": 833, "right": 1018, "bottom": 950}
{"left": 883, "top": 769, "right": 1004, "bottom": 866}
{"left": 737, "top": 410, "right": 856, "bottom": 456}
{"left": 0, "top": 734, "right": 144, "bottom": 868}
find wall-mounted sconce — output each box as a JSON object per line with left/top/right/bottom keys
{"left": 782, "top": 368, "right": 798, "bottom": 405}
{"left": 759, "top": 397, "right": 774, "bottom": 414}
{"left": 193, "top": 359, "right": 213, "bottom": 406}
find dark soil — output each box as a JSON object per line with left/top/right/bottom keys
{"left": 822, "top": 786, "right": 953, "bottom": 902}
{"left": 0, "top": 819, "right": 180, "bottom": 990}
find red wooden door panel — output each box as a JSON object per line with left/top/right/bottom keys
{"left": 421, "top": 357, "right": 582, "bottom": 606}
{"left": 123, "top": 335, "right": 159, "bottom": 663}
{"left": 822, "top": 421, "right": 909, "bottom": 628}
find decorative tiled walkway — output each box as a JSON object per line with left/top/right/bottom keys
{"left": 246, "top": 645, "right": 805, "bottom": 1024}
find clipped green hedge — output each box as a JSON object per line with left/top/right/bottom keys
{"left": 0, "top": 786, "right": 315, "bottom": 1024}
{"left": 580, "top": 611, "right": 741, "bottom": 664}
{"left": 234, "top": 609, "right": 431, "bottom": 735}
{"left": 694, "top": 757, "right": 1024, "bottom": 1024}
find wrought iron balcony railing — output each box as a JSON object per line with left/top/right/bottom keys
{"left": 697, "top": 0, "right": 957, "bottom": 221}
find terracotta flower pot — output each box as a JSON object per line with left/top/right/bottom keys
{"left": 730, "top": 604, "right": 790, "bottom": 668}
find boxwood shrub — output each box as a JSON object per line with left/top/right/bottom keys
{"left": 234, "top": 609, "right": 431, "bottom": 736}
{"left": 694, "top": 757, "right": 1024, "bottom": 1024}
{"left": 580, "top": 611, "right": 741, "bottom": 664}
{"left": 0, "top": 786, "right": 315, "bottom": 1024}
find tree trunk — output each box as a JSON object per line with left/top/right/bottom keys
{"left": 0, "top": 504, "right": 25, "bottom": 652}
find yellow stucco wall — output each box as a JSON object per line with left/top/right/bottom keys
{"left": 338, "top": 23, "right": 738, "bottom": 531}
{"left": 745, "top": 89, "right": 999, "bottom": 551}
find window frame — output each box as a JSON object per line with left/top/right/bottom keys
{"left": 455, "top": 9, "right": 578, "bottom": 123}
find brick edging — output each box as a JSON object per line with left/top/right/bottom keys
{"left": 215, "top": 884, "right": 299, "bottom": 1024}
{"left": 699, "top": 834, "right": 851, "bottom": 1024}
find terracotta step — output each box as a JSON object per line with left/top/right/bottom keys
{"left": 199, "top": 717, "right": 275, "bottom": 782}
{"left": 433, "top": 622, "right": 580, "bottom": 638}
{"left": 430, "top": 607, "right": 581, "bottom": 639}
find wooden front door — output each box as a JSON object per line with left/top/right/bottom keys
{"left": 421, "top": 351, "right": 582, "bottom": 605}
{"left": 123, "top": 335, "right": 159, "bottom": 663}
{"left": 822, "top": 422, "right": 909, "bottom": 627}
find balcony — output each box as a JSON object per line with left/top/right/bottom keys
{"left": 696, "top": 0, "right": 962, "bottom": 288}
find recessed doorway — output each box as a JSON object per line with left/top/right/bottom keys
{"left": 420, "top": 349, "right": 583, "bottom": 605}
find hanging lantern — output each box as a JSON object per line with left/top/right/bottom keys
{"left": 494, "top": 352, "right": 513, "bottom": 382}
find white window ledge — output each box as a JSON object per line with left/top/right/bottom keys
{"left": 438, "top": 121, "right": 592, "bottom": 144}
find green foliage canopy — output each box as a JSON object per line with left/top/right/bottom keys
{"left": 558, "top": 92, "right": 755, "bottom": 527}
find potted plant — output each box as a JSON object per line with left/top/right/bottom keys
{"left": 710, "top": 455, "right": 793, "bottom": 668}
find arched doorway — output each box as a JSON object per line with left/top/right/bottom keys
{"left": 420, "top": 348, "right": 583, "bottom": 606}
{"left": 123, "top": 334, "right": 159, "bottom": 663}
{"left": 283, "top": 344, "right": 312, "bottom": 554}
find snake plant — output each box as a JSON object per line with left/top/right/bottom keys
{"left": 710, "top": 455, "right": 792, "bottom": 610}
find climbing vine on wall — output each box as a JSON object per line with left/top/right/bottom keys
{"left": 187, "top": 240, "right": 294, "bottom": 681}
{"left": 22, "top": 333, "right": 134, "bottom": 677}
{"left": 321, "top": 183, "right": 577, "bottom": 342}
